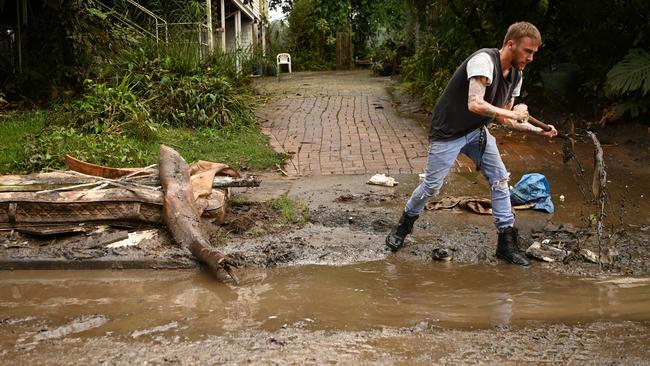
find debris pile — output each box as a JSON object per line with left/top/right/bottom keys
{"left": 526, "top": 222, "right": 622, "bottom": 266}
{"left": 0, "top": 145, "right": 259, "bottom": 282}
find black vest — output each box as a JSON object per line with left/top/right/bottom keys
{"left": 428, "top": 48, "right": 521, "bottom": 140}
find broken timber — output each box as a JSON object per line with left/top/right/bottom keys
{"left": 588, "top": 131, "right": 607, "bottom": 266}
{"left": 0, "top": 172, "right": 259, "bottom": 192}
{"left": 0, "top": 188, "right": 164, "bottom": 230}
{"left": 0, "top": 149, "right": 242, "bottom": 283}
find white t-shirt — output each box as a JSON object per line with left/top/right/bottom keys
{"left": 466, "top": 52, "right": 522, "bottom": 97}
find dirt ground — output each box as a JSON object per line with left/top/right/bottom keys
{"left": 5, "top": 320, "right": 649, "bottom": 365}
{"left": 3, "top": 173, "right": 648, "bottom": 276}
{"left": 1, "top": 71, "right": 649, "bottom": 365}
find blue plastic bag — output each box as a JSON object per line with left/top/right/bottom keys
{"left": 510, "top": 173, "right": 554, "bottom": 213}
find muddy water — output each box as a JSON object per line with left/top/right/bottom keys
{"left": 2, "top": 260, "right": 649, "bottom": 350}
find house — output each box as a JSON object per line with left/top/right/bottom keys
{"left": 0, "top": 0, "right": 269, "bottom": 79}
{"left": 216, "top": 0, "right": 268, "bottom": 55}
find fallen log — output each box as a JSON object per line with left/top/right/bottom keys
{"left": 159, "top": 145, "right": 239, "bottom": 284}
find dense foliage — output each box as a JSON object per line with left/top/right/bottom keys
{"left": 272, "top": 0, "right": 404, "bottom": 70}
{"left": 399, "top": 0, "right": 650, "bottom": 121}
{"left": 1, "top": 1, "right": 284, "bottom": 173}
{"left": 4, "top": 0, "right": 648, "bottom": 123}
{"left": 285, "top": 0, "right": 351, "bottom": 70}
{"left": 269, "top": 0, "right": 650, "bottom": 121}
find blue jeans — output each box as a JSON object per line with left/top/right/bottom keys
{"left": 404, "top": 127, "right": 515, "bottom": 228}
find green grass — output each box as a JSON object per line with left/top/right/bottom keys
{"left": 0, "top": 111, "right": 47, "bottom": 173}
{"left": 268, "top": 195, "right": 310, "bottom": 225}
{"left": 0, "top": 110, "right": 284, "bottom": 173}
{"left": 156, "top": 124, "right": 286, "bottom": 170}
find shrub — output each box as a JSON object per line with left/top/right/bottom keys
{"left": 20, "top": 125, "right": 152, "bottom": 172}
{"left": 152, "top": 72, "right": 255, "bottom": 128}
{"left": 50, "top": 78, "right": 156, "bottom": 139}
{"left": 603, "top": 48, "right": 650, "bottom": 121}
{"left": 399, "top": 36, "right": 451, "bottom": 106}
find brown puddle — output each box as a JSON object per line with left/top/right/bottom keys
{"left": 1, "top": 259, "right": 649, "bottom": 349}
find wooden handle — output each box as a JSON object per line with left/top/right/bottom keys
{"left": 528, "top": 115, "right": 552, "bottom": 131}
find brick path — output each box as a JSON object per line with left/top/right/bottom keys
{"left": 255, "top": 71, "right": 562, "bottom": 176}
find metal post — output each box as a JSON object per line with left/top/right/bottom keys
{"left": 235, "top": 10, "right": 241, "bottom": 72}
{"left": 16, "top": 0, "right": 23, "bottom": 75}
{"left": 220, "top": 0, "right": 226, "bottom": 52}
{"left": 261, "top": 18, "right": 266, "bottom": 57}
{"left": 206, "top": 0, "right": 214, "bottom": 55}
{"left": 235, "top": 10, "right": 241, "bottom": 46}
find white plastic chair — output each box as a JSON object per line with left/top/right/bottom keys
{"left": 276, "top": 53, "right": 292, "bottom": 73}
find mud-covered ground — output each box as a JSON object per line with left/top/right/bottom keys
{"left": 2, "top": 180, "right": 648, "bottom": 277}
{"left": 4, "top": 320, "right": 649, "bottom": 365}
{"left": 1, "top": 71, "right": 649, "bottom": 364}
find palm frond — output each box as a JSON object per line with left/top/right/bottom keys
{"left": 612, "top": 97, "right": 650, "bottom": 119}
{"left": 605, "top": 48, "right": 650, "bottom": 96}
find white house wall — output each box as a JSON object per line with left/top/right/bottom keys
{"left": 225, "top": 15, "right": 237, "bottom": 51}
{"left": 251, "top": 0, "right": 260, "bottom": 17}
{"left": 221, "top": 0, "right": 264, "bottom": 53}
{"left": 240, "top": 19, "right": 253, "bottom": 49}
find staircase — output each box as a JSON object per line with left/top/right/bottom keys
{"left": 93, "top": 0, "right": 213, "bottom": 58}
{"left": 93, "top": 0, "right": 168, "bottom": 44}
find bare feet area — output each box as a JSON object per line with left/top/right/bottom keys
{"left": 2, "top": 71, "right": 649, "bottom": 364}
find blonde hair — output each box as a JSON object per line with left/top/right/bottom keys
{"left": 502, "top": 22, "right": 541, "bottom": 46}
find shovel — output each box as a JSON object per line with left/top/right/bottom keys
{"left": 529, "top": 115, "right": 565, "bottom": 136}
{"left": 528, "top": 115, "right": 577, "bottom": 162}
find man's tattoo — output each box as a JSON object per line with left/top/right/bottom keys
{"left": 468, "top": 77, "right": 498, "bottom": 118}
{"left": 468, "top": 78, "right": 486, "bottom": 98}
{"left": 485, "top": 105, "right": 497, "bottom": 118}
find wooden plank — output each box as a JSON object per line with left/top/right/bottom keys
{"left": 0, "top": 173, "right": 260, "bottom": 192}
{"left": 15, "top": 226, "right": 89, "bottom": 236}
{"left": 65, "top": 155, "right": 156, "bottom": 179}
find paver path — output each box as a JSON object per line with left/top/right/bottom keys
{"left": 255, "top": 71, "right": 562, "bottom": 176}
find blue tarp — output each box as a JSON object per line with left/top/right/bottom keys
{"left": 510, "top": 173, "right": 554, "bottom": 213}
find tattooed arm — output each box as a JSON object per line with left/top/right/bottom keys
{"left": 495, "top": 98, "right": 542, "bottom": 133}
{"left": 496, "top": 99, "right": 558, "bottom": 137}
{"left": 467, "top": 76, "right": 557, "bottom": 136}
{"left": 467, "top": 76, "right": 528, "bottom": 121}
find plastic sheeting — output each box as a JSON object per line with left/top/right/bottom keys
{"left": 510, "top": 173, "right": 554, "bottom": 213}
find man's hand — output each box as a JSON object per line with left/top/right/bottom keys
{"left": 539, "top": 124, "right": 558, "bottom": 138}
{"left": 512, "top": 103, "right": 529, "bottom": 122}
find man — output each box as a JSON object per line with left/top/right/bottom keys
{"left": 386, "top": 22, "right": 557, "bottom": 266}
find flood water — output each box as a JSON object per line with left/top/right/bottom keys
{"left": 2, "top": 259, "right": 649, "bottom": 350}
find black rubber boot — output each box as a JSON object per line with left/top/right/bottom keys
{"left": 496, "top": 227, "right": 530, "bottom": 266}
{"left": 385, "top": 212, "right": 418, "bottom": 252}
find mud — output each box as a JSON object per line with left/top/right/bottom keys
{"left": 3, "top": 72, "right": 648, "bottom": 276}
{"left": 1, "top": 266, "right": 649, "bottom": 364}
{"left": 3, "top": 321, "right": 648, "bottom": 365}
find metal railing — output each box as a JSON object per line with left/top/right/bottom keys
{"left": 163, "top": 22, "right": 211, "bottom": 59}
{"left": 93, "top": 0, "right": 168, "bottom": 44}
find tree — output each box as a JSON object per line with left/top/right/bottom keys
{"left": 287, "top": 0, "right": 351, "bottom": 69}
{"left": 269, "top": 0, "right": 294, "bottom": 14}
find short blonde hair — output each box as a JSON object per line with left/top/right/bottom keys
{"left": 502, "top": 22, "right": 541, "bottom": 46}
